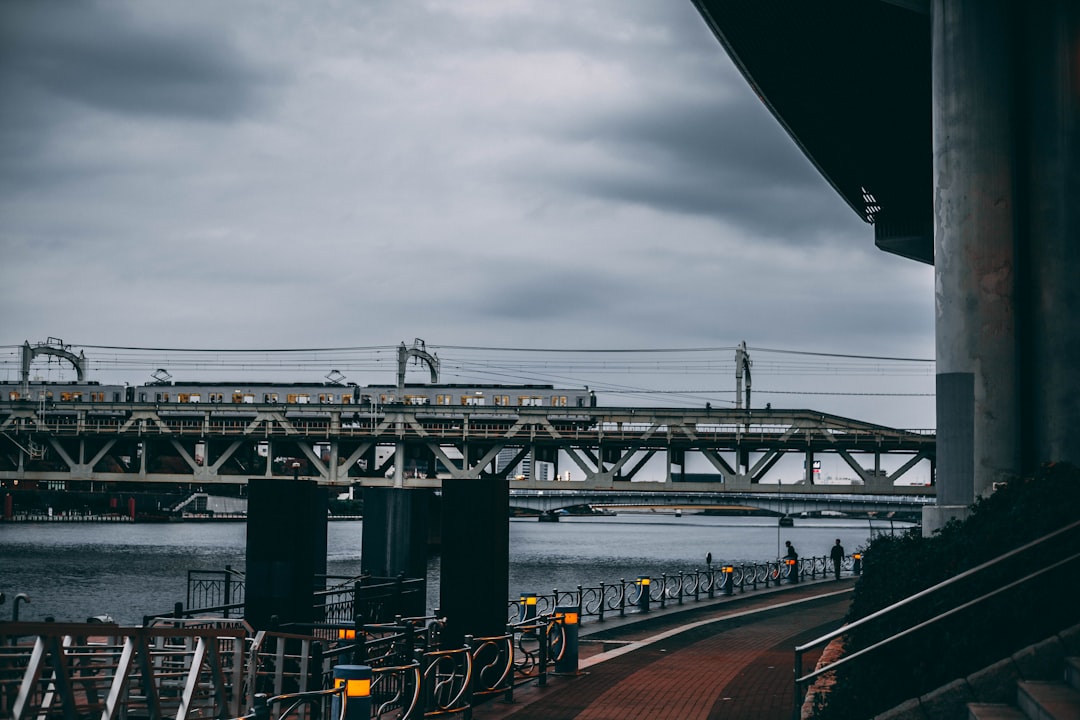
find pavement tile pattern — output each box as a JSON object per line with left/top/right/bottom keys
{"left": 477, "top": 581, "right": 852, "bottom": 720}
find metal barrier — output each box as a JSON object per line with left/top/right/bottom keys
{"left": 506, "top": 556, "right": 846, "bottom": 626}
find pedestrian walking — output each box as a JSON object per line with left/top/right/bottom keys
{"left": 830, "top": 538, "right": 845, "bottom": 580}
{"left": 784, "top": 540, "right": 799, "bottom": 583}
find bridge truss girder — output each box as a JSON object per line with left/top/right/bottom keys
{"left": 0, "top": 403, "right": 934, "bottom": 493}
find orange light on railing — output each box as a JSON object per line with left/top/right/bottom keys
{"left": 338, "top": 628, "right": 356, "bottom": 640}
{"left": 335, "top": 677, "right": 370, "bottom": 698}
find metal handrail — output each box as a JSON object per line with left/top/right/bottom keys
{"left": 792, "top": 518, "right": 1080, "bottom": 718}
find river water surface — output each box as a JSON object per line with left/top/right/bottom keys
{"left": 0, "top": 514, "right": 905, "bottom": 624}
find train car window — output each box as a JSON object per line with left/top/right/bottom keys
{"left": 462, "top": 395, "right": 486, "bottom": 406}
{"left": 113, "top": 392, "right": 122, "bottom": 402}
{"left": 190, "top": 394, "right": 201, "bottom": 403}
{"left": 232, "top": 393, "right": 243, "bottom": 403}
{"left": 179, "top": 394, "right": 189, "bottom": 403}
{"left": 342, "top": 394, "right": 351, "bottom": 404}
{"left": 518, "top": 396, "right": 542, "bottom": 406}
{"left": 436, "top": 394, "right": 452, "bottom": 405}
{"left": 404, "top": 395, "right": 430, "bottom": 405}
{"left": 139, "top": 392, "right": 147, "bottom": 402}
{"left": 551, "top": 395, "right": 567, "bottom": 406}
{"left": 8, "top": 391, "right": 19, "bottom": 401}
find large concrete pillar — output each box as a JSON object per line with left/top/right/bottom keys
{"left": 930, "top": 0, "right": 1080, "bottom": 531}
{"left": 361, "top": 487, "right": 429, "bottom": 617}
{"left": 245, "top": 478, "right": 326, "bottom": 628}
{"left": 439, "top": 477, "right": 508, "bottom": 648}
{"left": 1024, "top": 1, "right": 1080, "bottom": 468}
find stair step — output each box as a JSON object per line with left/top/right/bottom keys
{"left": 1066, "top": 658, "right": 1080, "bottom": 692}
{"left": 967, "top": 702, "right": 1028, "bottom": 719}
{"left": 1017, "top": 680, "right": 1080, "bottom": 720}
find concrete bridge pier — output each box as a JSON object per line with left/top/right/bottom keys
{"left": 360, "top": 487, "right": 430, "bottom": 618}
{"left": 929, "top": 0, "right": 1080, "bottom": 532}
{"left": 439, "top": 477, "right": 508, "bottom": 648}
{"left": 244, "top": 477, "right": 327, "bottom": 629}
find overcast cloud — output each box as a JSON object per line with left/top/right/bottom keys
{"left": 0, "top": 1, "right": 934, "bottom": 427}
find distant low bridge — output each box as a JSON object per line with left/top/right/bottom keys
{"left": 505, "top": 486, "right": 932, "bottom": 518}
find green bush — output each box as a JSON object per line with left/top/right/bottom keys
{"left": 814, "top": 463, "right": 1080, "bottom": 719}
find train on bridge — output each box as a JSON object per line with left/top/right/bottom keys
{"left": 2, "top": 379, "right": 596, "bottom": 410}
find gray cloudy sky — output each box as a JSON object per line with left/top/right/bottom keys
{"left": 0, "top": 1, "right": 935, "bottom": 427}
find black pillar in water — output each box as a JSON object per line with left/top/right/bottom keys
{"left": 440, "top": 477, "right": 508, "bottom": 648}
{"left": 245, "top": 478, "right": 326, "bottom": 629}
{"left": 361, "top": 487, "right": 429, "bottom": 618}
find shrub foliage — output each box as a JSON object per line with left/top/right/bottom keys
{"left": 813, "top": 463, "right": 1080, "bottom": 719}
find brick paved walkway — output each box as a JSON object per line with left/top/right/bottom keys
{"left": 477, "top": 581, "right": 853, "bottom": 720}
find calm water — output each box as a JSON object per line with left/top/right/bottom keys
{"left": 0, "top": 514, "right": 903, "bottom": 624}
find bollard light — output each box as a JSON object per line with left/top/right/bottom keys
{"left": 331, "top": 665, "right": 372, "bottom": 720}
{"left": 722, "top": 566, "right": 734, "bottom": 596}
{"left": 553, "top": 606, "right": 580, "bottom": 674}
{"left": 786, "top": 558, "right": 798, "bottom": 584}
{"left": 853, "top": 552, "right": 862, "bottom": 576}
{"left": 636, "top": 576, "right": 651, "bottom": 612}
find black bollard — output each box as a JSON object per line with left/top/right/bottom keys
{"left": 553, "top": 606, "right": 580, "bottom": 674}
{"left": 636, "top": 576, "right": 651, "bottom": 612}
{"left": 331, "top": 665, "right": 372, "bottom": 720}
{"left": 853, "top": 552, "right": 862, "bottom": 575}
{"left": 722, "top": 566, "right": 734, "bottom": 596}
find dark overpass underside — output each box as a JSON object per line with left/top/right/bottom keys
{"left": 692, "top": 0, "right": 933, "bottom": 264}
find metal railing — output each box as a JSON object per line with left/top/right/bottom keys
{"left": 506, "top": 555, "right": 850, "bottom": 625}
{"left": 792, "top": 519, "right": 1080, "bottom": 719}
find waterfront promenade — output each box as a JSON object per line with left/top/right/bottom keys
{"left": 479, "top": 578, "right": 854, "bottom": 720}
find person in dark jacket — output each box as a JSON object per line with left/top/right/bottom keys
{"left": 830, "top": 538, "right": 845, "bottom": 580}
{"left": 784, "top": 540, "right": 799, "bottom": 583}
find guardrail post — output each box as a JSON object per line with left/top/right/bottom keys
{"left": 598, "top": 582, "right": 606, "bottom": 622}
{"left": 708, "top": 565, "right": 715, "bottom": 598}
{"left": 504, "top": 624, "right": 515, "bottom": 704}
{"left": 463, "top": 635, "right": 475, "bottom": 718}
{"left": 251, "top": 693, "right": 270, "bottom": 720}
{"left": 677, "top": 571, "right": 684, "bottom": 605}
{"left": 751, "top": 563, "right": 759, "bottom": 590}
{"left": 659, "top": 574, "right": 667, "bottom": 609}
{"left": 619, "top": 579, "right": 627, "bottom": 617}
{"left": 538, "top": 621, "right": 549, "bottom": 688}
{"left": 693, "top": 570, "right": 700, "bottom": 602}
{"left": 811, "top": 556, "right": 818, "bottom": 580}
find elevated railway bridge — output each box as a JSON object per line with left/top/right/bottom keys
{"left": 0, "top": 400, "right": 934, "bottom": 503}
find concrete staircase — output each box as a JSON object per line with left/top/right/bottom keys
{"left": 967, "top": 656, "right": 1080, "bottom": 720}
{"left": 874, "top": 624, "right": 1080, "bottom": 719}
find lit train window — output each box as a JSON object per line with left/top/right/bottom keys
{"left": 404, "top": 395, "right": 430, "bottom": 405}
{"left": 436, "top": 394, "right": 453, "bottom": 405}
{"left": 518, "top": 396, "right": 542, "bottom": 406}
{"left": 462, "top": 395, "right": 486, "bottom": 406}
{"left": 8, "top": 391, "right": 19, "bottom": 401}
{"left": 551, "top": 396, "right": 567, "bottom": 406}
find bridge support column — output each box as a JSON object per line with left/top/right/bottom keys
{"left": 930, "top": 0, "right": 1080, "bottom": 533}
{"left": 440, "top": 477, "right": 508, "bottom": 648}
{"left": 244, "top": 477, "right": 327, "bottom": 629}
{"left": 360, "top": 487, "right": 429, "bottom": 617}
